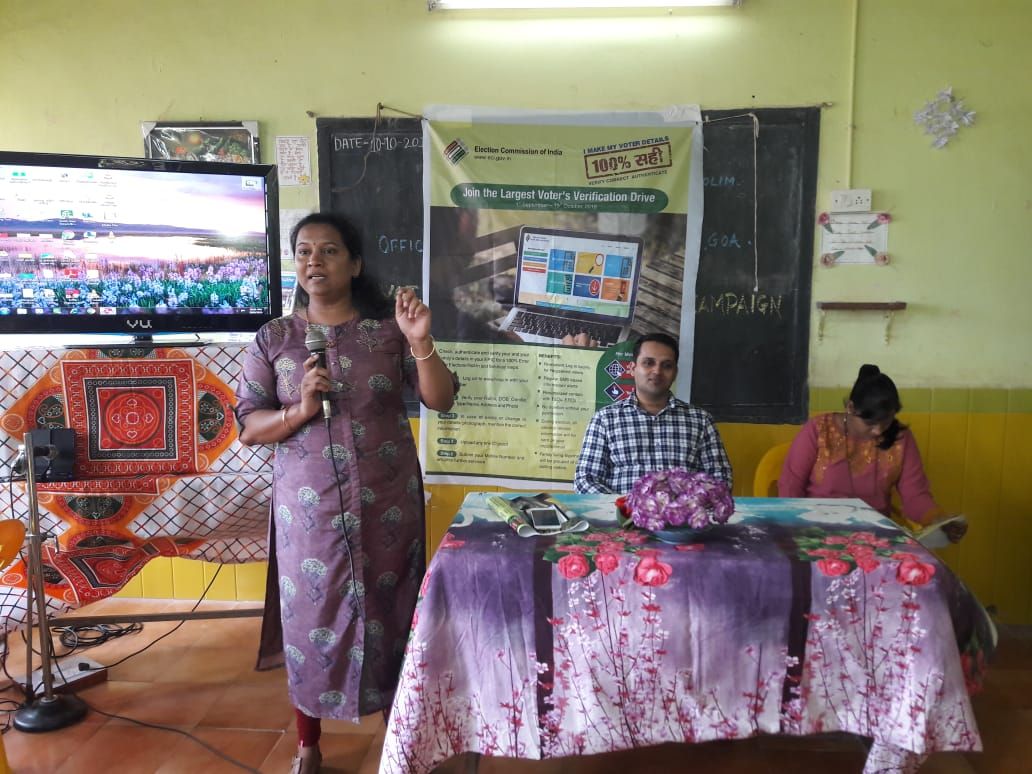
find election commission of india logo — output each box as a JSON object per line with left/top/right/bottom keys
{"left": 443, "top": 139, "right": 467, "bottom": 164}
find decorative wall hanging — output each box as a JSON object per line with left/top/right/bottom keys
{"left": 913, "top": 87, "right": 975, "bottom": 149}
{"left": 0, "top": 345, "right": 271, "bottom": 637}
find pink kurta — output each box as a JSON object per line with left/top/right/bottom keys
{"left": 779, "top": 413, "right": 943, "bottom": 525}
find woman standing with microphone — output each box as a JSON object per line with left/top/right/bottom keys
{"left": 236, "top": 212, "right": 457, "bottom": 773}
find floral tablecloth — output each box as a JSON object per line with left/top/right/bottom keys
{"left": 380, "top": 495, "right": 993, "bottom": 774}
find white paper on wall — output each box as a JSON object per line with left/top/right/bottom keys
{"left": 275, "top": 136, "right": 312, "bottom": 186}
{"left": 819, "top": 212, "right": 890, "bottom": 265}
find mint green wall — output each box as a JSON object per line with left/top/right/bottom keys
{"left": 816, "top": 1, "right": 1032, "bottom": 388}
{"left": 2, "top": 0, "right": 1029, "bottom": 388}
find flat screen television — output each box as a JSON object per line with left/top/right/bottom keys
{"left": 0, "top": 151, "right": 280, "bottom": 340}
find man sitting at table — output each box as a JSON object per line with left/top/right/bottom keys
{"left": 574, "top": 332, "right": 733, "bottom": 494}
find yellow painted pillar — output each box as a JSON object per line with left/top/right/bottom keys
{"left": 0, "top": 732, "right": 10, "bottom": 774}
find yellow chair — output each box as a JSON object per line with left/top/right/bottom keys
{"left": 887, "top": 490, "right": 925, "bottom": 535}
{"left": 0, "top": 519, "right": 25, "bottom": 571}
{"left": 753, "top": 442, "right": 792, "bottom": 497}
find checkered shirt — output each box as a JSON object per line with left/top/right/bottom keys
{"left": 574, "top": 392, "right": 733, "bottom": 495}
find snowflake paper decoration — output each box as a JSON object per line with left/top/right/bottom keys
{"left": 914, "top": 87, "right": 976, "bottom": 149}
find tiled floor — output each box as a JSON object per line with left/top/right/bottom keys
{"left": 0, "top": 598, "right": 1028, "bottom": 773}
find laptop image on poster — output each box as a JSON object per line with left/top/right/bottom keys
{"left": 497, "top": 226, "right": 644, "bottom": 347}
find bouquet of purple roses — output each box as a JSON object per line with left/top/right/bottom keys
{"left": 625, "top": 468, "right": 734, "bottom": 532}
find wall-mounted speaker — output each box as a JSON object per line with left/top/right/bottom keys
{"left": 28, "top": 428, "right": 76, "bottom": 482}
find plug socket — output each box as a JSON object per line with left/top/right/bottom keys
{"left": 830, "top": 189, "right": 872, "bottom": 212}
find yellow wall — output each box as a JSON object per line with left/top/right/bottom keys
{"left": 4, "top": 1, "right": 1031, "bottom": 618}
{"left": 3, "top": 2, "right": 1028, "bottom": 380}
{"left": 4, "top": 0, "right": 1029, "bottom": 377}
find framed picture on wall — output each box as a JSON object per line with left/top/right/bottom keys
{"left": 141, "top": 120, "right": 260, "bottom": 163}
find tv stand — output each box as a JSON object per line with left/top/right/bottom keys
{"left": 66, "top": 335, "right": 221, "bottom": 352}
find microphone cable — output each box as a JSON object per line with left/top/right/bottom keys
{"left": 322, "top": 377, "right": 383, "bottom": 716}
{"left": 54, "top": 621, "right": 143, "bottom": 650}
{"left": 40, "top": 566, "right": 261, "bottom": 772}
{"left": 74, "top": 564, "right": 225, "bottom": 674}
{"left": 0, "top": 459, "right": 259, "bottom": 770}
{"left": 303, "top": 325, "right": 367, "bottom": 642}
{"left": 5, "top": 562, "right": 228, "bottom": 700}
{"left": 311, "top": 324, "right": 392, "bottom": 723}
{"left": 66, "top": 698, "right": 261, "bottom": 772}
{"left": 0, "top": 610, "right": 24, "bottom": 697}
{"left": 41, "top": 618, "right": 260, "bottom": 774}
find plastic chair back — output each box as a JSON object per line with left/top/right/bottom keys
{"left": 753, "top": 442, "right": 792, "bottom": 498}
{"left": 0, "top": 519, "right": 25, "bottom": 571}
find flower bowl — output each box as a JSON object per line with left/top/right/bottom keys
{"left": 650, "top": 524, "right": 713, "bottom": 545}
{"left": 624, "top": 469, "right": 734, "bottom": 534}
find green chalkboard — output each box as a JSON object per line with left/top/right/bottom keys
{"left": 317, "top": 117, "right": 424, "bottom": 296}
{"left": 691, "top": 108, "right": 819, "bottom": 423}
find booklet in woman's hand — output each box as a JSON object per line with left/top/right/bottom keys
{"left": 912, "top": 514, "right": 968, "bottom": 549}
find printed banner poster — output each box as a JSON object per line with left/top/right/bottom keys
{"left": 423, "top": 111, "right": 703, "bottom": 486}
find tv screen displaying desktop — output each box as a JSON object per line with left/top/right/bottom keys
{"left": 0, "top": 151, "right": 280, "bottom": 339}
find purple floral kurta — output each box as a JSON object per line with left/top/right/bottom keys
{"left": 236, "top": 314, "right": 427, "bottom": 721}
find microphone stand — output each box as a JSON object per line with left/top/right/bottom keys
{"left": 13, "top": 435, "right": 88, "bottom": 732}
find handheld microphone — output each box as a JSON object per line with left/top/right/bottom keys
{"left": 304, "top": 327, "right": 333, "bottom": 424}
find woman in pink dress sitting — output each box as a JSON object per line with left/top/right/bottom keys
{"left": 778, "top": 364, "right": 966, "bottom": 543}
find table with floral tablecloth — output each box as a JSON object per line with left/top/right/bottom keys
{"left": 380, "top": 495, "right": 993, "bottom": 774}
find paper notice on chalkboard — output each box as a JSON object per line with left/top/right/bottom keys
{"left": 275, "top": 136, "right": 311, "bottom": 186}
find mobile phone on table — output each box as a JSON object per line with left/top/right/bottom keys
{"left": 527, "top": 506, "right": 564, "bottom": 532}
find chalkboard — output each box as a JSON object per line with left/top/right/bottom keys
{"left": 317, "top": 109, "right": 819, "bottom": 425}
{"left": 691, "top": 108, "right": 819, "bottom": 424}
{"left": 317, "top": 117, "right": 424, "bottom": 415}
{"left": 317, "top": 117, "right": 424, "bottom": 295}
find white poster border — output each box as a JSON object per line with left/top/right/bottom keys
{"left": 419, "top": 105, "right": 704, "bottom": 487}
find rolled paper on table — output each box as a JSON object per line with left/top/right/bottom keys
{"left": 487, "top": 496, "right": 537, "bottom": 538}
